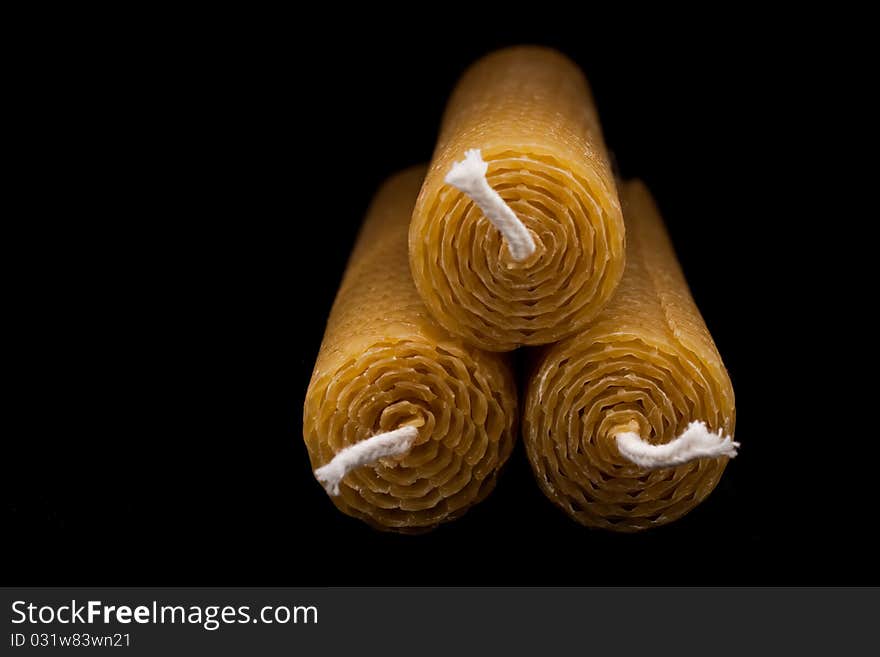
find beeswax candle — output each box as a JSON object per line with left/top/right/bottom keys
{"left": 523, "top": 180, "right": 736, "bottom": 532}
{"left": 410, "top": 46, "right": 625, "bottom": 351}
{"left": 304, "top": 166, "right": 518, "bottom": 531}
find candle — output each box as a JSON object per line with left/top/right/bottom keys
{"left": 522, "top": 180, "right": 737, "bottom": 531}
{"left": 304, "top": 166, "right": 518, "bottom": 531}
{"left": 410, "top": 46, "right": 625, "bottom": 351}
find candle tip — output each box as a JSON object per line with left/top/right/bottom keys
{"left": 314, "top": 425, "right": 418, "bottom": 496}
{"left": 616, "top": 421, "right": 738, "bottom": 470}
{"left": 445, "top": 148, "right": 536, "bottom": 261}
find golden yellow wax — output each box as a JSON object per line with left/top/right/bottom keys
{"left": 303, "top": 166, "right": 518, "bottom": 531}
{"left": 410, "top": 46, "right": 625, "bottom": 351}
{"left": 523, "top": 180, "right": 736, "bottom": 531}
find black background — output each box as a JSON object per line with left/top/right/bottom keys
{"left": 6, "top": 15, "right": 868, "bottom": 585}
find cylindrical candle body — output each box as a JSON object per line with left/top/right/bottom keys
{"left": 523, "top": 180, "right": 736, "bottom": 531}
{"left": 411, "top": 46, "right": 625, "bottom": 351}
{"left": 304, "top": 166, "right": 518, "bottom": 531}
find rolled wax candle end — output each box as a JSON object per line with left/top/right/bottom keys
{"left": 304, "top": 166, "right": 518, "bottom": 530}
{"left": 411, "top": 47, "right": 624, "bottom": 350}
{"left": 522, "top": 179, "right": 735, "bottom": 531}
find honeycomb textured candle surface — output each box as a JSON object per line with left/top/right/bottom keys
{"left": 410, "top": 46, "right": 625, "bottom": 351}
{"left": 523, "top": 180, "right": 736, "bottom": 532}
{"left": 304, "top": 166, "right": 518, "bottom": 531}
